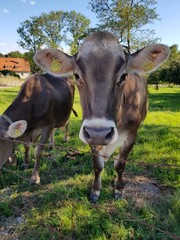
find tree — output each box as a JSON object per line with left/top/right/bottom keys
{"left": 39, "top": 11, "right": 66, "bottom": 48}
{"left": 168, "top": 44, "right": 180, "bottom": 62}
{"left": 17, "top": 10, "right": 91, "bottom": 64}
{"left": 89, "top": 0, "right": 160, "bottom": 53}
{"left": 17, "top": 11, "right": 67, "bottom": 73}
{"left": 64, "top": 11, "right": 90, "bottom": 54}
{"left": 17, "top": 16, "right": 44, "bottom": 53}
{"left": 17, "top": 16, "right": 44, "bottom": 73}
{"left": 148, "top": 44, "right": 180, "bottom": 86}
{"left": 23, "top": 51, "right": 41, "bottom": 74}
{"left": 166, "top": 61, "right": 180, "bottom": 85}
{"left": 8, "top": 51, "right": 24, "bottom": 58}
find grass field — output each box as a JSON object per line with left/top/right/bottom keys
{"left": 0, "top": 85, "right": 180, "bottom": 240}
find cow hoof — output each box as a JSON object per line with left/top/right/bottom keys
{"left": 114, "top": 192, "right": 123, "bottom": 200}
{"left": 89, "top": 190, "right": 100, "bottom": 203}
{"left": 64, "top": 137, "right": 69, "bottom": 142}
{"left": 30, "top": 176, "right": 40, "bottom": 185}
{"left": 21, "top": 163, "right": 29, "bottom": 170}
{"left": 89, "top": 193, "right": 99, "bottom": 203}
{"left": 114, "top": 189, "right": 124, "bottom": 200}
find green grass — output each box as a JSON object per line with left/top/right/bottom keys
{"left": 0, "top": 85, "right": 180, "bottom": 240}
{"left": 0, "top": 87, "right": 20, "bottom": 113}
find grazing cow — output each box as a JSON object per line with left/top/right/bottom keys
{"left": 7, "top": 113, "right": 78, "bottom": 168}
{"left": 21, "top": 122, "right": 70, "bottom": 168}
{"left": 34, "top": 31, "right": 169, "bottom": 201}
{"left": 21, "top": 115, "right": 79, "bottom": 169}
{"left": 0, "top": 73, "right": 75, "bottom": 184}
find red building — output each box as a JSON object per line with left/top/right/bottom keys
{"left": 0, "top": 57, "right": 30, "bottom": 79}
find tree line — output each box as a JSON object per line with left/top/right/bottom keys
{"left": 148, "top": 44, "right": 180, "bottom": 86}
{"left": 0, "top": 0, "right": 179, "bottom": 85}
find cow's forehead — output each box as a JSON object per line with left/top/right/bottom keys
{"left": 77, "top": 32, "right": 125, "bottom": 60}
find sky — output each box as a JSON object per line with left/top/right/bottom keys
{"left": 0, "top": 0, "right": 180, "bottom": 54}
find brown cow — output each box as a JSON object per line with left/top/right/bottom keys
{"left": 0, "top": 73, "right": 75, "bottom": 184}
{"left": 34, "top": 31, "right": 169, "bottom": 201}
{"left": 21, "top": 115, "right": 79, "bottom": 169}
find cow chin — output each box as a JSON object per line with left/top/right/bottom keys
{"left": 79, "top": 118, "right": 118, "bottom": 145}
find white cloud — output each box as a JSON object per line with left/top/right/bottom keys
{"left": 0, "top": 42, "right": 7, "bottom": 46}
{"left": 29, "top": 1, "right": 36, "bottom": 5}
{"left": 21, "top": 0, "right": 36, "bottom": 5}
{"left": 1, "top": 8, "right": 10, "bottom": 14}
{"left": 0, "top": 43, "right": 25, "bottom": 54}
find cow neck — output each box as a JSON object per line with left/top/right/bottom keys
{"left": 1, "top": 114, "right": 13, "bottom": 125}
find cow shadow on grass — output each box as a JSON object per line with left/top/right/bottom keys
{"left": 1, "top": 121, "right": 179, "bottom": 192}
{"left": 0, "top": 159, "right": 177, "bottom": 240}
{"left": 0, "top": 124, "right": 179, "bottom": 239}
{"left": 148, "top": 92, "right": 180, "bottom": 112}
{"left": 1, "top": 119, "right": 179, "bottom": 175}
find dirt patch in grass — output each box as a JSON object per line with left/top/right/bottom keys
{"left": 0, "top": 216, "right": 24, "bottom": 240}
{"left": 123, "top": 175, "right": 165, "bottom": 207}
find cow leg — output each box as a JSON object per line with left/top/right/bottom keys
{"left": 49, "top": 129, "right": 55, "bottom": 150}
{"left": 22, "top": 141, "right": 31, "bottom": 169}
{"left": 30, "top": 127, "right": 52, "bottom": 184}
{"left": 114, "top": 135, "right": 136, "bottom": 199}
{"left": 22, "top": 130, "right": 41, "bottom": 169}
{"left": 63, "top": 121, "right": 69, "bottom": 142}
{"left": 6, "top": 149, "right": 17, "bottom": 166}
{"left": 90, "top": 151, "right": 104, "bottom": 203}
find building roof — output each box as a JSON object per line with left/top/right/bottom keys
{"left": 0, "top": 57, "right": 30, "bottom": 73}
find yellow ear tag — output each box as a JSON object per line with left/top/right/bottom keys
{"left": 143, "top": 61, "right": 154, "bottom": 72}
{"left": 50, "top": 58, "right": 61, "bottom": 72}
{"left": 14, "top": 128, "right": 22, "bottom": 138}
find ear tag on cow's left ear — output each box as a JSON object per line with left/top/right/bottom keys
{"left": 50, "top": 58, "right": 62, "bottom": 73}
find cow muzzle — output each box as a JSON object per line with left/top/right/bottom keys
{"left": 79, "top": 118, "right": 118, "bottom": 145}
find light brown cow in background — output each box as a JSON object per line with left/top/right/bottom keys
{"left": 34, "top": 31, "right": 169, "bottom": 201}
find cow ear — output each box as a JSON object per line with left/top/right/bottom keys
{"left": 34, "top": 48, "right": 74, "bottom": 76}
{"left": 6, "top": 120, "right": 27, "bottom": 138}
{"left": 130, "top": 44, "right": 170, "bottom": 73}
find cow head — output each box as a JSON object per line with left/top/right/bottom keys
{"left": 0, "top": 119, "right": 27, "bottom": 168}
{"left": 34, "top": 31, "right": 169, "bottom": 146}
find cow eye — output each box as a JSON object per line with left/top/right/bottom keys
{"left": 74, "top": 73, "right": 80, "bottom": 81}
{"left": 120, "top": 73, "right": 127, "bottom": 82}
{"left": 117, "top": 73, "right": 127, "bottom": 86}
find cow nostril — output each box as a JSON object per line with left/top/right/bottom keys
{"left": 83, "top": 126, "right": 115, "bottom": 144}
{"left": 83, "top": 126, "right": 91, "bottom": 140}
{"left": 105, "top": 127, "right": 114, "bottom": 141}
